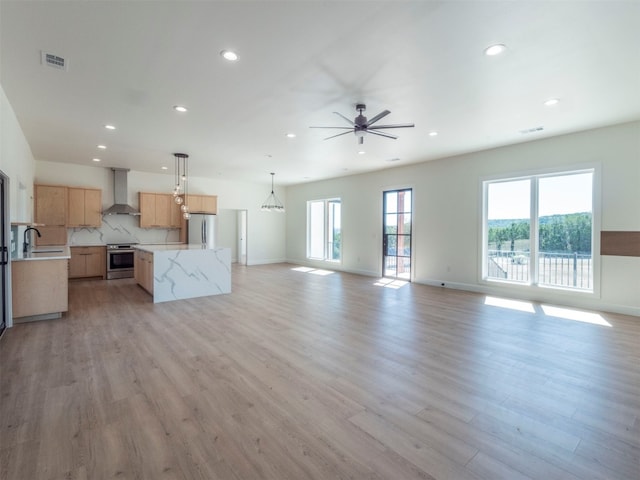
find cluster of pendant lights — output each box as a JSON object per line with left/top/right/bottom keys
{"left": 172, "top": 153, "right": 191, "bottom": 219}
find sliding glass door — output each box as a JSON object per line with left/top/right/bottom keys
{"left": 383, "top": 189, "right": 412, "bottom": 280}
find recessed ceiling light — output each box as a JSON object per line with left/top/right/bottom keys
{"left": 286, "top": 133, "right": 296, "bottom": 138}
{"left": 173, "top": 105, "right": 188, "bottom": 113}
{"left": 92, "top": 158, "right": 101, "bottom": 162}
{"left": 544, "top": 98, "right": 560, "bottom": 106}
{"left": 428, "top": 131, "right": 438, "bottom": 137}
{"left": 97, "top": 144, "right": 107, "bottom": 149}
{"left": 104, "top": 124, "right": 116, "bottom": 130}
{"left": 161, "top": 166, "right": 168, "bottom": 170}
{"left": 358, "top": 150, "right": 366, "bottom": 155}
{"left": 484, "top": 44, "right": 506, "bottom": 56}
{"left": 220, "top": 50, "right": 238, "bottom": 61}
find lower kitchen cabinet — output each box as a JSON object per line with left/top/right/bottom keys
{"left": 134, "top": 249, "right": 154, "bottom": 294}
{"left": 12, "top": 259, "right": 68, "bottom": 320}
{"left": 69, "top": 246, "right": 106, "bottom": 279}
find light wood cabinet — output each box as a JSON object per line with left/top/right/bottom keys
{"left": 34, "top": 185, "right": 68, "bottom": 246}
{"left": 69, "top": 246, "right": 106, "bottom": 279}
{"left": 139, "top": 192, "right": 181, "bottom": 228}
{"left": 169, "top": 197, "right": 183, "bottom": 228}
{"left": 183, "top": 194, "right": 217, "bottom": 214}
{"left": 12, "top": 259, "right": 68, "bottom": 319}
{"left": 134, "top": 249, "right": 154, "bottom": 294}
{"left": 67, "top": 188, "right": 102, "bottom": 227}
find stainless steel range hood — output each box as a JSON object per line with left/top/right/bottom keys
{"left": 102, "top": 168, "right": 140, "bottom": 216}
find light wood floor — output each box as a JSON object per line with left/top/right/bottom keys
{"left": 1, "top": 264, "right": 639, "bottom": 479}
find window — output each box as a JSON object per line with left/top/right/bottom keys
{"left": 307, "top": 199, "right": 341, "bottom": 262}
{"left": 483, "top": 170, "right": 594, "bottom": 291}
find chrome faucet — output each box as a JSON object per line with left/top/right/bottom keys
{"left": 23, "top": 227, "right": 41, "bottom": 253}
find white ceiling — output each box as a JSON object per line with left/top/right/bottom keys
{"left": 1, "top": 1, "right": 639, "bottom": 186}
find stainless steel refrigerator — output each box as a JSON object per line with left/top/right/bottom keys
{"left": 187, "top": 214, "right": 216, "bottom": 248}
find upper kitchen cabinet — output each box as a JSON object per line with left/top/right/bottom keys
{"left": 67, "top": 187, "right": 102, "bottom": 227}
{"left": 185, "top": 194, "right": 217, "bottom": 214}
{"left": 139, "top": 192, "right": 181, "bottom": 228}
{"left": 34, "top": 185, "right": 67, "bottom": 245}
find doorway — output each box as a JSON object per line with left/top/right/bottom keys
{"left": 0, "top": 170, "right": 10, "bottom": 336}
{"left": 383, "top": 188, "right": 412, "bottom": 280}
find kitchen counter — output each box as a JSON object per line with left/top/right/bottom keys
{"left": 12, "top": 246, "right": 71, "bottom": 262}
{"left": 135, "top": 243, "right": 209, "bottom": 252}
{"left": 133, "top": 245, "right": 231, "bottom": 303}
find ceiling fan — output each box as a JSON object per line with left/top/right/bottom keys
{"left": 310, "top": 103, "right": 414, "bottom": 144}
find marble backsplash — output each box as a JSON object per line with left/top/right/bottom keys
{"left": 68, "top": 214, "right": 180, "bottom": 245}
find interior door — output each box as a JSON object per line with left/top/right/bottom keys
{"left": 383, "top": 189, "right": 412, "bottom": 280}
{"left": 237, "top": 210, "right": 247, "bottom": 265}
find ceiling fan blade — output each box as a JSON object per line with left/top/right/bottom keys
{"left": 367, "top": 110, "right": 391, "bottom": 126}
{"left": 367, "top": 129, "right": 398, "bottom": 139}
{"left": 323, "top": 130, "right": 354, "bottom": 141}
{"left": 309, "top": 126, "right": 353, "bottom": 129}
{"left": 333, "top": 111, "right": 356, "bottom": 126}
{"left": 368, "top": 123, "right": 415, "bottom": 129}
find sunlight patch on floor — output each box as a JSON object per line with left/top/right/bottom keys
{"left": 374, "top": 278, "right": 409, "bottom": 289}
{"left": 541, "top": 305, "right": 612, "bottom": 327}
{"left": 291, "top": 266, "right": 335, "bottom": 276}
{"left": 484, "top": 296, "right": 536, "bottom": 313}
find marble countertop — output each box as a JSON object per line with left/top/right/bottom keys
{"left": 134, "top": 244, "right": 226, "bottom": 253}
{"left": 12, "top": 246, "right": 71, "bottom": 262}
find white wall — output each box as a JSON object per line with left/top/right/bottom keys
{"left": 0, "top": 85, "right": 35, "bottom": 222}
{"left": 35, "top": 160, "right": 286, "bottom": 264}
{"left": 286, "top": 121, "right": 640, "bottom": 316}
{"left": 1, "top": 84, "right": 37, "bottom": 328}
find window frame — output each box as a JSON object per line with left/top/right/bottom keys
{"left": 306, "top": 197, "right": 342, "bottom": 263}
{"left": 481, "top": 166, "right": 600, "bottom": 296}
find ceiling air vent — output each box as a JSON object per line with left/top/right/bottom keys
{"left": 41, "top": 51, "right": 68, "bottom": 70}
{"left": 519, "top": 126, "right": 544, "bottom": 135}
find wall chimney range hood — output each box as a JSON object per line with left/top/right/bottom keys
{"left": 102, "top": 168, "right": 140, "bottom": 215}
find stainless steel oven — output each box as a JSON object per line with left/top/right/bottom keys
{"left": 106, "top": 243, "right": 136, "bottom": 279}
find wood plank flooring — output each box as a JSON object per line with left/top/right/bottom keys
{"left": 1, "top": 263, "right": 639, "bottom": 479}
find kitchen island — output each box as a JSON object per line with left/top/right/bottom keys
{"left": 134, "top": 244, "right": 231, "bottom": 303}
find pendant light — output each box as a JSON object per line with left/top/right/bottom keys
{"left": 261, "top": 172, "right": 285, "bottom": 212}
{"left": 172, "top": 153, "right": 191, "bottom": 219}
